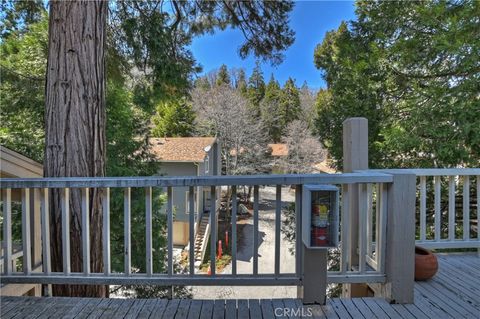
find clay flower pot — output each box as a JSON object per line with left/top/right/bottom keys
{"left": 415, "top": 246, "right": 438, "bottom": 281}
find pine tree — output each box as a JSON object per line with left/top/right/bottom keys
{"left": 236, "top": 68, "right": 248, "bottom": 96}
{"left": 247, "top": 61, "right": 265, "bottom": 117}
{"left": 280, "top": 77, "right": 301, "bottom": 127}
{"left": 260, "top": 74, "right": 283, "bottom": 142}
{"left": 216, "top": 64, "right": 231, "bottom": 87}
{"left": 151, "top": 98, "right": 196, "bottom": 137}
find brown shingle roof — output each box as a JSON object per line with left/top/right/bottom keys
{"left": 268, "top": 143, "right": 289, "bottom": 157}
{"left": 149, "top": 137, "right": 216, "bottom": 162}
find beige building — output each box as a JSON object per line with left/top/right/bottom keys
{"left": 0, "top": 146, "right": 43, "bottom": 296}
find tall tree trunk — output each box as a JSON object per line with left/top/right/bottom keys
{"left": 45, "top": 0, "right": 107, "bottom": 297}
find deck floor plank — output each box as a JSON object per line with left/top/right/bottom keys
{"left": 186, "top": 299, "right": 202, "bottom": 319}
{"left": 236, "top": 299, "right": 248, "bottom": 319}
{"left": 162, "top": 299, "right": 180, "bottom": 319}
{"left": 199, "top": 300, "right": 213, "bottom": 319}
{"left": 1, "top": 254, "right": 477, "bottom": 319}
{"left": 175, "top": 299, "right": 192, "bottom": 319}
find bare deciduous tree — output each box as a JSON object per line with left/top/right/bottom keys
{"left": 278, "top": 120, "right": 326, "bottom": 174}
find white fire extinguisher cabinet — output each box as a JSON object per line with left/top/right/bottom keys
{"left": 302, "top": 184, "right": 339, "bottom": 249}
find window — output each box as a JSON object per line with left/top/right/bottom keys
{"left": 204, "top": 155, "right": 209, "bottom": 174}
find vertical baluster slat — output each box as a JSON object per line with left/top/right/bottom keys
{"left": 419, "top": 176, "right": 427, "bottom": 241}
{"left": 61, "top": 188, "right": 70, "bottom": 275}
{"left": 124, "top": 188, "right": 131, "bottom": 275}
{"left": 377, "top": 183, "right": 388, "bottom": 274}
{"left": 210, "top": 186, "right": 216, "bottom": 275}
{"left": 434, "top": 176, "right": 441, "bottom": 241}
{"left": 102, "top": 188, "right": 110, "bottom": 275}
{"left": 463, "top": 176, "right": 470, "bottom": 240}
{"left": 477, "top": 176, "right": 479, "bottom": 244}
{"left": 253, "top": 185, "right": 259, "bottom": 275}
{"left": 341, "top": 185, "right": 350, "bottom": 273}
{"left": 275, "top": 185, "right": 281, "bottom": 276}
{"left": 295, "top": 185, "right": 302, "bottom": 278}
{"left": 167, "top": 186, "right": 173, "bottom": 276}
{"left": 22, "top": 189, "right": 32, "bottom": 274}
{"left": 231, "top": 185, "right": 237, "bottom": 275}
{"left": 81, "top": 188, "right": 90, "bottom": 274}
{"left": 189, "top": 186, "right": 195, "bottom": 275}
{"left": 366, "top": 184, "right": 373, "bottom": 257}
{"left": 2, "top": 189, "right": 12, "bottom": 275}
{"left": 40, "top": 188, "right": 50, "bottom": 275}
{"left": 358, "top": 184, "right": 367, "bottom": 273}
{"left": 146, "top": 187, "right": 153, "bottom": 276}
{"left": 448, "top": 177, "right": 456, "bottom": 241}
{"left": 374, "top": 183, "right": 380, "bottom": 268}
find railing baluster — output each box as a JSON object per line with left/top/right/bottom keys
{"left": 2, "top": 188, "right": 12, "bottom": 275}
{"left": 231, "top": 185, "right": 237, "bottom": 275}
{"left": 124, "top": 188, "right": 131, "bottom": 275}
{"left": 81, "top": 188, "right": 90, "bottom": 275}
{"left": 275, "top": 185, "right": 281, "bottom": 276}
{"left": 189, "top": 186, "right": 195, "bottom": 276}
{"left": 477, "top": 176, "right": 480, "bottom": 244}
{"left": 448, "top": 176, "right": 456, "bottom": 241}
{"left": 341, "top": 185, "right": 350, "bottom": 273}
{"left": 374, "top": 183, "right": 380, "bottom": 268}
{"left": 22, "top": 188, "right": 32, "bottom": 274}
{"left": 102, "top": 188, "right": 110, "bottom": 275}
{"left": 295, "top": 185, "right": 302, "bottom": 278}
{"left": 377, "top": 183, "right": 388, "bottom": 274}
{"left": 61, "top": 188, "right": 70, "bottom": 275}
{"left": 210, "top": 185, "right": 216, "bottom": 276}
{"left": 146, "top": 187, "right": 153, "bottom": 276}
{"left": 40, "top": 188, "right": 50, "bottom": 275}
{"left": 253, "top": 185, "right": 259, "bottom": 275}
{"left": 366, "top": 183, "right": 373, "bottom": 257}
{"left": 358, "top": 184, "right": 367, "bottom": 273}
{"left": 167, "top": 186, "right": 173, "bottom": 276}
{"left": 419, "top": 176, "right": 427, "bottom": 241}
{"left": 463, "top": 176, "right": 470, "bottom": 240}
{"left": 434, "top": 176, "right": 441, "bottom": 241}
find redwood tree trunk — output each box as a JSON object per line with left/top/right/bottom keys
{"left": 45, "top": 0, "right": 107, "bottom": 297}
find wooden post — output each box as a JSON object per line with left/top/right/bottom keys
{"left": 301, "top": 247, "right": 327, "bottom": 304}
{"left": 379, "top": 171, "right": 416, "bottom": 303}
{"left": 342, "top": 117, "right": 368, "bottom": 297}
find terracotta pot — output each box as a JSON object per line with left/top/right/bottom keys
{"left": 415, "top": 246, "right": 438, "bottom": 281}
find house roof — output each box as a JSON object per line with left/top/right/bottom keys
{"left": 268, "top": 143, "right": 289, "bottom": 157}
{"left": 0, "top": 146, "right": 43, "bottom": 178}
{"left": 149, "top": 137, "right": 216, "bottom": 162}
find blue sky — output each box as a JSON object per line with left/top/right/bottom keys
{"left": 190, "top": 1, "right": 356, "bottom": 89}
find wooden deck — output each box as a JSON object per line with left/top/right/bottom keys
{"left": 1, "top": 253, "right": 478, "bottom": 318}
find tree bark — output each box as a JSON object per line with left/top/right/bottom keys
{"left": 45, "top": 0, "right": 107, "bottom": 297}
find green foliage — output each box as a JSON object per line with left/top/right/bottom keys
{"left": 216, "top": 64, "right": 231, "bottom": 87}
{"left": 151, "top": 98, "right": 196, "bottom": 137}
{"left": 247, "top": 61, "right": 266, "bottom": 117}
{"left": 280, "top": 77, "right": 301, "bottom": 126}
{"left": 236, "top": 69, "right": 248, "bottom": 96}
{"left": 0, "top": 13, "right": 48, "bottom": 162}
{"left": 314, "top": 1, "right": 480, "bottom": 169}
{"left": 260, "top": 75, "right": 283, "bottom": 142}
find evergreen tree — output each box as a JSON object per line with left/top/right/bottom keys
{"left": 236, "top": 68, "right": 248, "bottom": 96}
{"left": 151, "top": 98, "right": 196, "bottom": 137}
{"left": 260, "top": 75, "right": 283, "bottom": 142}
{"left": 247, "top": 61, "right": 266, "bottom": 117}
{"left": 280, "top": 77, "right": 301, "bottom": 127}
{"left": 216, "top": 64, "right": 231, "bottom": 86}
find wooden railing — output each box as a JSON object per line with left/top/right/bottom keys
{"left": 410, "top": 168, "right": 480, "bottom": 249}
{"left": 0, "top": 172, "right": 392, "bottom": 290}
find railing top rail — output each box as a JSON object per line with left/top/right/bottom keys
{"left": 0, "top": 172, "right": 393, "bottom": 189}
{"left": 364, "top": 168, "right": 480, "bottom": 177}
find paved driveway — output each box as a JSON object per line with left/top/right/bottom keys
{"left": 190, "top": 186, "right": 298, "bottom": 299}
